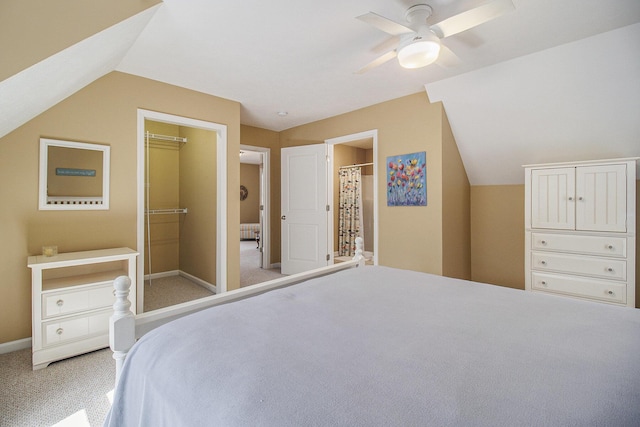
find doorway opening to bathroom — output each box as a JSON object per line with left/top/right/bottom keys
{"left": 326, "top": 130, "right": 378, "bottom": 266}
{"left": 136, "top": 109, "right": 227, "bottom": 313}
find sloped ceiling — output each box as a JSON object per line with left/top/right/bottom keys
{"left": 1, "top": 0, "right": 639, "bottom": 186}
{"left": 0, "top": 5, "right": 160, "bottom": 139}
{"left": 426, "top": 23, "right": 640, "bottom": 185}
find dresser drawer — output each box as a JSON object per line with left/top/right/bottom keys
{"left": 532, "top": 272, "right": 626, "bottom": 304}
{"left": 531, "top": 252, "right": 626, "bottom": 280}
{"left": 531, "top": 233, "right": 626, "bottom": 258}
{"left": 42, "top": 309, "right": 111, "bottom": 347}
{"left": 42, "top": 284, "right": 114, "bottom": 319}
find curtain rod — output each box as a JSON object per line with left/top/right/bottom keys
{"left": 146, "top": 131, "right": 187, "bottom": 143}
{"left": 339, "top": 162, "right": 373, "bottom": 169}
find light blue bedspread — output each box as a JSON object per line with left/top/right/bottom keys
{"left": 105, "top": 266, "right": 640, "bottom": 426}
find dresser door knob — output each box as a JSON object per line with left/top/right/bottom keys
{"left": 578, "top": 196, "right": 583, "bottom": 201}
{"left": 56, "top": 328, "right": 63, "bottom": 335}
{"left": 568, "top": 196, "right": 574, "bottom": 201}
{"left": 606, "top": 267, "right": 613, "bottom": 272}
{"left": 607, "top": 244, "right": 614, "bottom": 250}
{"left": 540, "top": 260, "right": 547, "bottom": 265}
{"left": 540, "top": 240, "right": 547, "bottom": 245}
{"left": 607, "top": 290, "right": 614, "bottom": 296}
{"left": 541, "top": 281, "right": 547, "bottom": 286}
{"left": 56, "top": 299, "right": 64, "bottom": 307}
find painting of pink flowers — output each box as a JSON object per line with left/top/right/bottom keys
{"left": 386, "top": 152, "right": 426, "bottom": 206}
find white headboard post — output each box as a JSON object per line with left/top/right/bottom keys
{"left": 110, "top": 276, "right": 136, "bottom": 386}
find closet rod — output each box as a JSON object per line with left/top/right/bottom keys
{"left": 339, "top": 162, "right": 373, "bottom": 169}
{"left": 145, "top": 208, "right": 188, "bottom": 215}
{"left": 146, "top": 132, "right": 187, "bottom": 143}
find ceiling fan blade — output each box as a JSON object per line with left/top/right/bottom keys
{"left": 356, "top": 12, "right": 414, "bottom": 36}
{"left": 354, "top": 50, "right": 397, "bottom": 74}
{"left": 435, "top": 44, "right": 462, "bottom": 68}
{"left": 430, "top": 0, "right": 515, "bottom": 38}
{"left": 372, "top": 35, "right": 401, "bottom": 54}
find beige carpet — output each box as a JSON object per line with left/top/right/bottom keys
{"left": 240, "top": 240, "right": 285, "bottom": 287}
{"left": 143, "top": 274, "right": 214, "bottom": 312}
{"left": 0, "top": 347, "right": 114, "bottom": 427}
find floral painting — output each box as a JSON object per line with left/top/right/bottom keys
{"left": 387, "top": 152, "right": 426, "bottom": 206}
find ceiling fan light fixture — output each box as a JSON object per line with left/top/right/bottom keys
{"left": 397, "top": 29, "right": 441, "bottom": 69}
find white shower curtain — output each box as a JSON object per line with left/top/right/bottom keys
{"left": 338, "top": 166, "right": 363, "bottom": 257}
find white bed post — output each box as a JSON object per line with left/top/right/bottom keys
{"left": 110, "top": 275, "right": 136, "bottom": 386}
{"left": 353, "top": 237, "right": 366, "bottom": 267}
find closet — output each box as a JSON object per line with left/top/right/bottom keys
{"left": 524, "top": 158, "right": 637, "bottom": 306}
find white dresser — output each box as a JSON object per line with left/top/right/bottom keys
{"left": 28, "top": 248, "right": 138, "bottom": 369}
{"left": 524, "top": 158, "right": 637, "bottom": 307}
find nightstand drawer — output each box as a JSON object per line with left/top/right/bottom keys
{"left": 42, "top": 310, "right": 111, "bottom": 347}
{"left": 531, "top": 252, "right": 626, "bottom": 281}
{"left": 42, "top": 284, "right": 114, "bottom": 319}
{"left": 531, "top": 233, "right": 626, "bottom": 257}
{"left": 532, "top": 272, "right": 626, "bottom": 304}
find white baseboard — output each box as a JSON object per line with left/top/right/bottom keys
{"left": 144, "top": 270, "right": 180, "bottom": 281}
{"left": 0, "top": 337, "right": 31, "bottom": 354}
{"left": 179, "top": 270, "right": 217, "bottom": 294}
{"left": 146, "top": 269, "right": 217, "bottom": 294}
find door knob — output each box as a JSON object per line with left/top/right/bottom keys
{"left": 281, "top": 215, "right": 286, "bottom": 220}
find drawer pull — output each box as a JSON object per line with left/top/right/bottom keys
{"left": 568, "top": 196, "right": 574, "bottom": 201}
{"left": 606, "top": 244, "right": 614, "bottom": 250}
{"left": 606, "top": 267, "right": 614, "bottom": 272}
{"left": 578, "top": 196, "right": 583, "bottom": 201}
{"left": 541, "top": 281, "right": 547, "bottom": 286}
{"left": 540, "top": 240, "right": 547, "bottom": 245}
{"left": 540, "top": 260, "right": 547, "bottom": 265}
{"left": 56, "top": 299, "right": 64, "bottom": 307}
{"left": 56, "top": 328, "right": 63, "bottom": 335}
{"left": 607, "top": 290, "right": 614, "bottom": 296}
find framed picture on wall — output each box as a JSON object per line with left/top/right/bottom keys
{"left": 386, "top": 151, "right": 426, "bottom": 206}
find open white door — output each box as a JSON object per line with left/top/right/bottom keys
{"left": 281, "top": 144, "right": 328, "bottom": 275}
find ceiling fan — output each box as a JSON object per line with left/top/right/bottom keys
{"left": 355, "top": 0, "right": 515, "bottom": 73}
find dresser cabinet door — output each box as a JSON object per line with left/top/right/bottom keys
{"left": 575, "top": 164, "right": 627, "bottom": 232}
{"left": 531, "top": 167, "right": 575, "bottom": 229}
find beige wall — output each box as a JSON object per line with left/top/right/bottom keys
{"left": 178, "top": 126, "right": 218, "bottom": 285}
{"left": 240, "top": 164, "right": 261, "bottom": 224}
{"left": 441, "top": 111, "right": 471, "bottom": 280}
{"left": 0, "top": 0, "right": 160, "bottom": 81}
{"left": 0, "top": 71, "right": 240, "bottom": 344}
{"left": 280, "top": 92, "right": 451, "bottom": 274}
{"left": 470, "top": 185, "right": 525, "bottom": 289}
{"left": 144, "top": 121, "right": 180, "bottom": 274}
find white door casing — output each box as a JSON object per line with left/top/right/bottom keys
{"left": 281, "top": 144, "right": 328, "bottom": 275}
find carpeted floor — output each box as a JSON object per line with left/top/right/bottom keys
{"left": 240, "top": 240, "right": 284, "bottom": 287}
{"left": 0, "top": 347, "right": 114, "bottom": 427}
{"left": 143, "top": 274, "right": 214, "bottom": 312}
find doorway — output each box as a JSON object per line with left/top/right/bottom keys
{"left": 326, "top": 130, "right": 378, "bottom": 266}
{"left": 136, "top": 109, "right": 227, "bottom": 313}
{"left": 239, "top": 145, "right": 282, "bottom": 286}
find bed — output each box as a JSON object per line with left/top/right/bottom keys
{"left": 240, "top": 223, "right": 260, "bottom": 240}
{"left": 105, "top": 259, "right": 640, "bottom": 426}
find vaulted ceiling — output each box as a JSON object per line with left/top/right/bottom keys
{"left": 1, "top": 0, "right": 639, "bottom": 184}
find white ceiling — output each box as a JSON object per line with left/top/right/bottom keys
{"left": 116, "top": 0, "right": 640, "bottom": 133}
{"left": 2, "top": 0, "right": 639, "bottom": 185}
